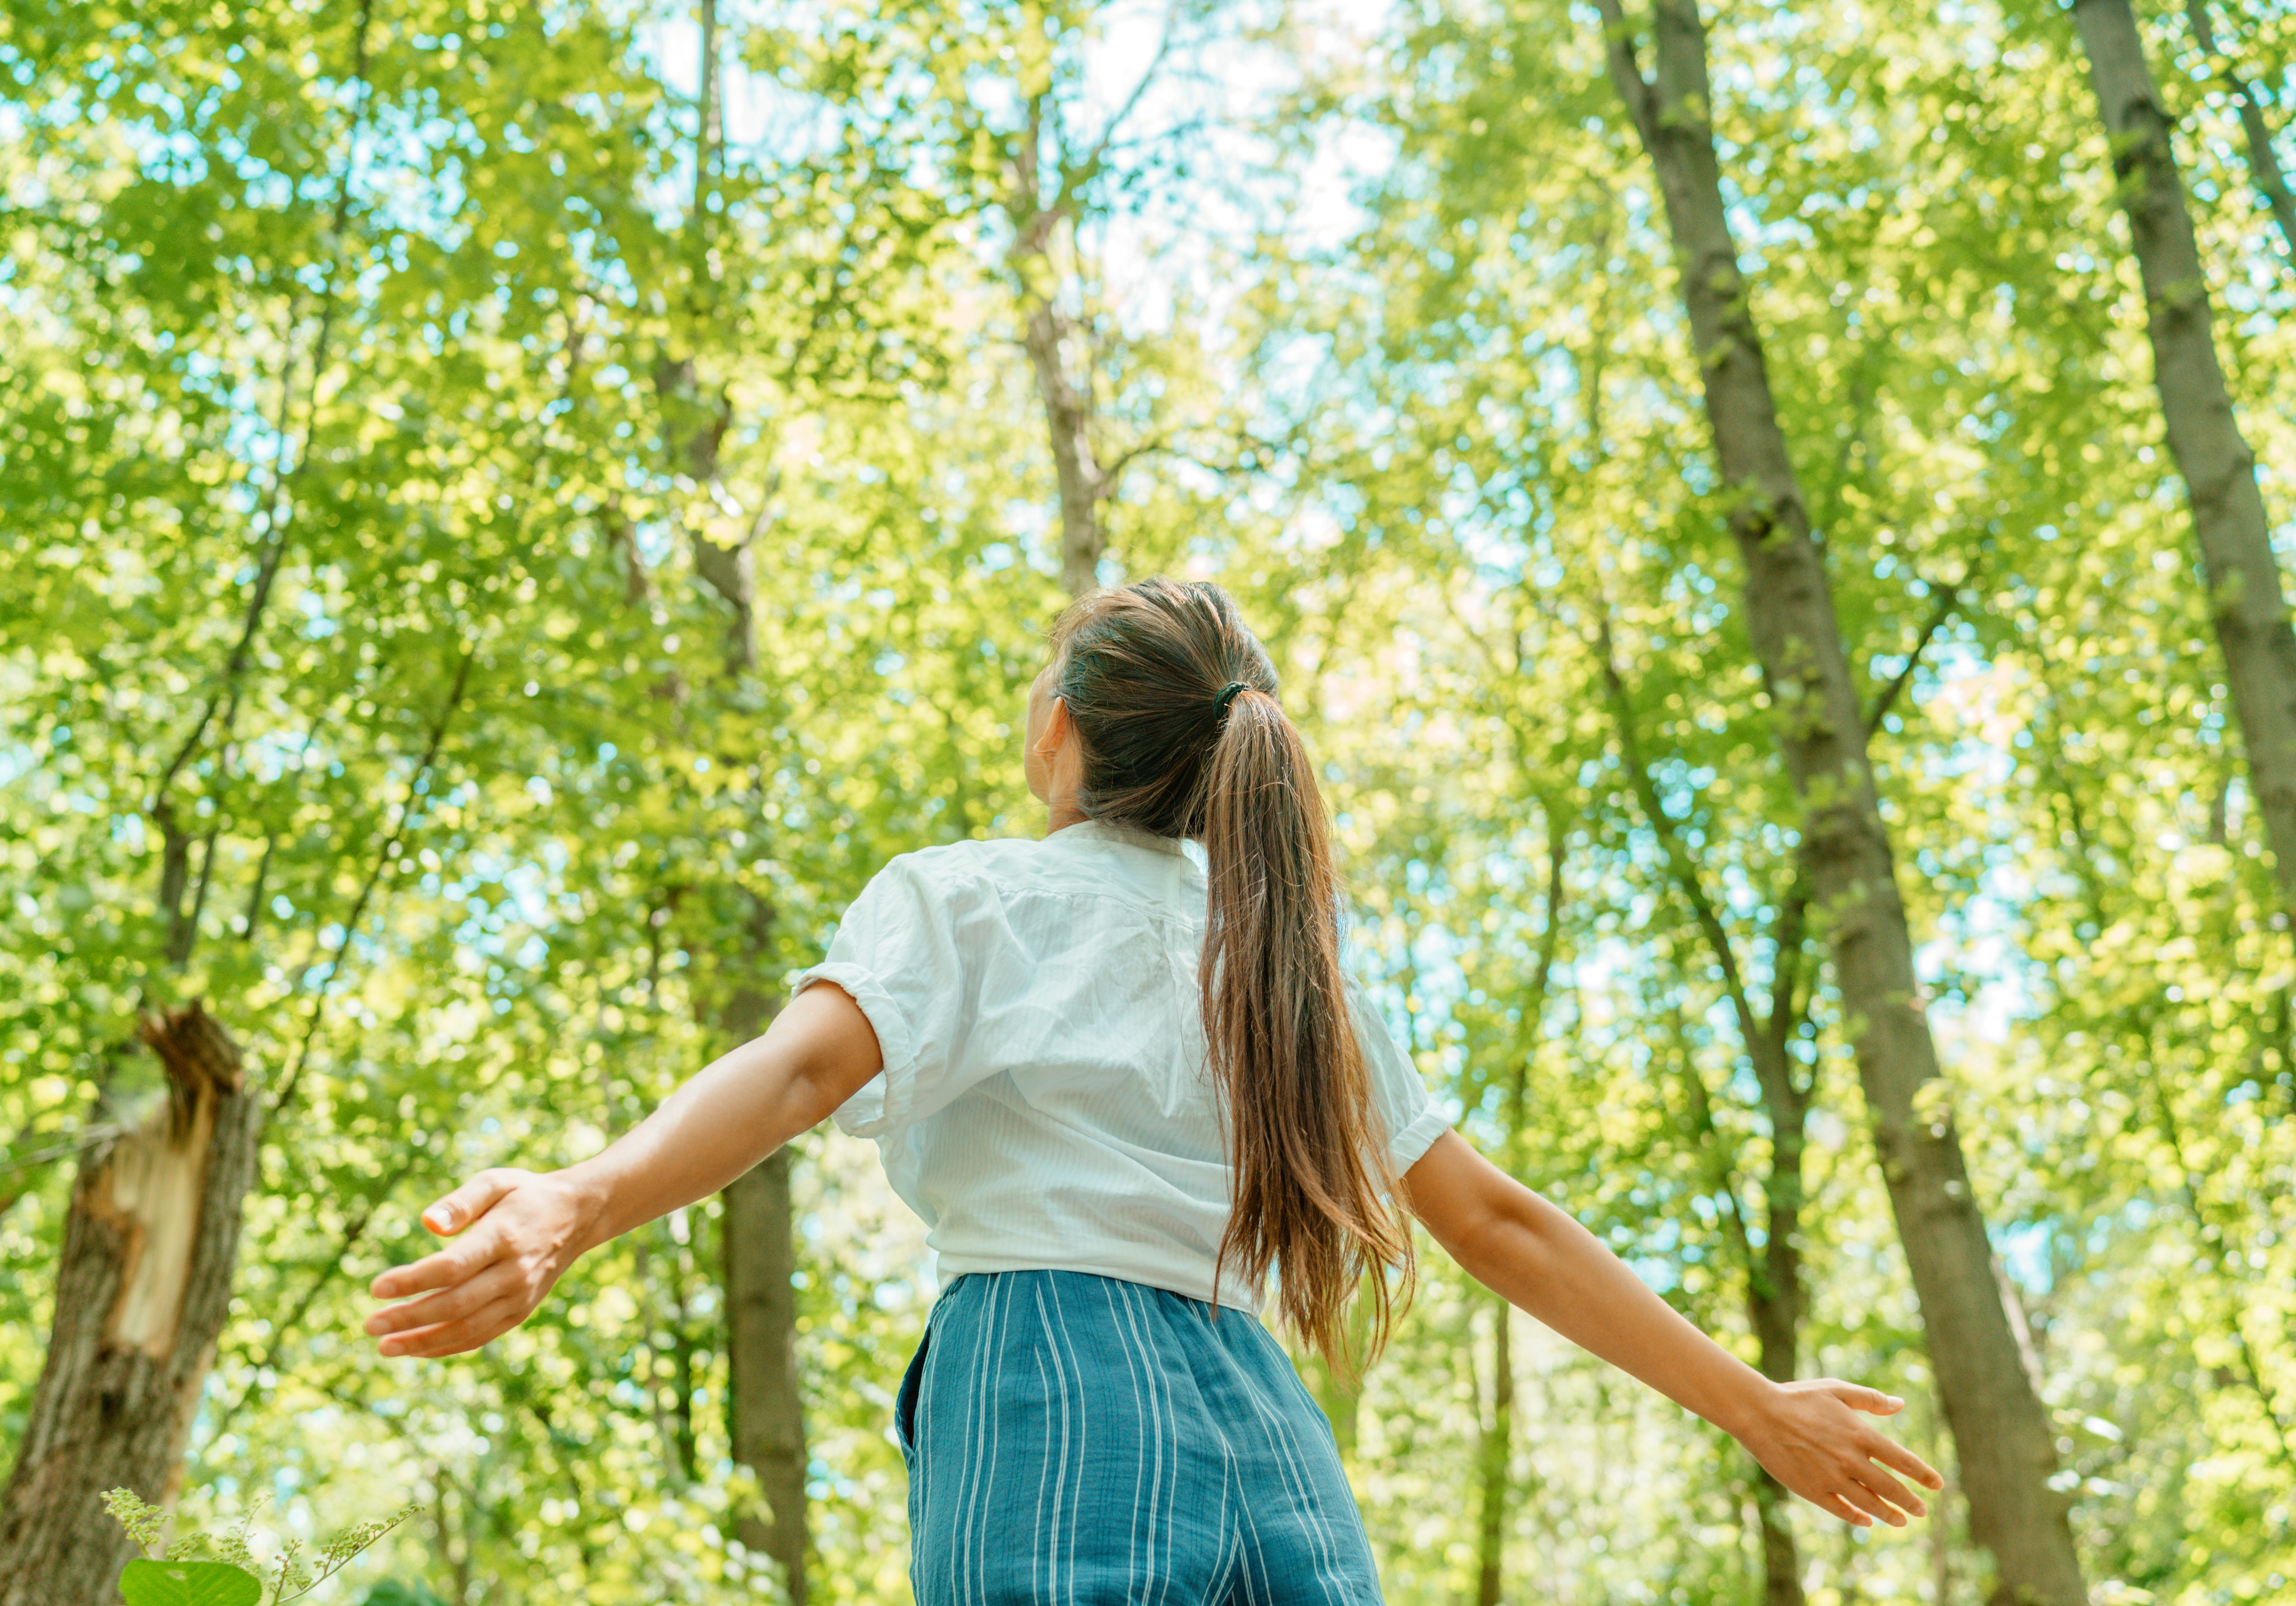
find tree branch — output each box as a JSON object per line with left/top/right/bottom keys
{"left": 1658, "top": 998, "right": 1759, "bottom": 1273}
{"left": 1060, "top": 16, "right": 1180, "bottom": 211}
{"left": 206, "top": 1156, "right": 420, "bottom": 1438}
{"left": 1863, "top": 582, "right": 1961, "bottom": 736}
{"left": 1764, "top": 875, "right": 1809, "bottom": 1059}
{"left": 149, "top": 0, "right": 381, "bottom": 949}
{"left": 2185, "top": 0, "right": 2296, "bottom": 271}
{"left": 1095, "top": 428, "right": 1182, "bottom": 488}
{"left": 1500, "top": 823, "right": 1570, "bottom": 1166}
{"left": 272, "top": 644, "right": 477, "bottom": 1115}
{"left": 1597, "top": 610, "right": 1765, "bottom": 1050}
{"left": 1591, "top": 0, "right": 1661, "bottom": 146}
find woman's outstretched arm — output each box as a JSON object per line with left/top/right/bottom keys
{"left": 1400, "top": 1129, "right": 1945, "bottom": 1529}
{"left": 364, "top": 982, "right": 884, "bottom": 1359}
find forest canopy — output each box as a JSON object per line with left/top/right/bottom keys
{"left": 1, "top": 0, "right": 2293, "bottom": 1603}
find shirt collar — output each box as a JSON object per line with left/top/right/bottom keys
{"left": 1058, "top": 818, "right": 1190, "bottom": 858}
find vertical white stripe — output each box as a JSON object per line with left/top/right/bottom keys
{"left": 982, "top": 1275, "right": 1012, "bottom": 1605}
{"left": 1044, "top": 1277, "right": 1091, "bottom": 1606}
{"left": 1032, "top": 1344, "right": 1054, "bottom": 1602}
{"left": 1121, "top": 1281, "right": 1181, "bottom": 1606}
{"left": 912, "top": 1302, "right": 939, "bottom": 1576}
{"left": 1099, "top": 1279, "right": 1150, "bottom": 1601}
{"left": 951, "top": 1275, "right": 1003, "bottom": 1606}
{"left": 1215, "top": 1428, "right": 1241, "bottom": 1601}
{"left": 1227, "top": 1326, "right": 1349, "bottom": 1600}
{"left": 956, "top": 1278, "right": 989, "bottom": 1606}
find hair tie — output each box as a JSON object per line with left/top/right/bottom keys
{"left": 1215, "top": 682, "right": 1247, "bottom": 716}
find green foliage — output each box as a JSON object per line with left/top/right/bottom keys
{"left": 7, "top": 0, "right": 2294, "bottom": 1602}
{"left": 103, "top": 1489, "right": 175, "bottom": 1561}
{"left": 105, "top": 1488, "right": 415, "bottom": 1606}
{"left": 359, "top": 1584, "right": 450, "bottom": 1606}
{"left": 118, "top": 1562, "right": 264, "bottom": 1606}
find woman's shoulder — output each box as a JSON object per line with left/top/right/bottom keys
{"left": 866, "top": 836, "right": 1038, "bottom": 906}
{"left": 885, "top": 835, "right": 1038, "bottom": 877}
{"left": 873, "top": 831, "right": 1201, "bottom": 923}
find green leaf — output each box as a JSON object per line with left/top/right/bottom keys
{"left": 117, "top": 1560, "right": 263, "bottom": 1606}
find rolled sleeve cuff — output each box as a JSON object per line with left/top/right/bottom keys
{"left": 1388, "top": 1107, "right": 1450, "bottom": 1175}
{"left": 793, "top": 960, "right": 918, "bottom": 1138}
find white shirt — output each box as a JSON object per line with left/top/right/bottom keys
{"left": 793, "top": 819, "right": 1450, "bottom": 1311}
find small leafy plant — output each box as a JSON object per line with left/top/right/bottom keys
{"left": 103, "top": 1488, "right": 419, "bottom": 1606}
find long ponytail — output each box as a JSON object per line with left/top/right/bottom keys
{"left": 1050, "top": 578, "right": 1414, "bottom": 1369}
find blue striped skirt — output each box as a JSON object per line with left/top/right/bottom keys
{"left": 896, "top": 1269, "right": 1385, "bottom": 1605}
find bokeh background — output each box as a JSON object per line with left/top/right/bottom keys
{"left": 2, "top": 0, "right": 2293, "bottom": 1602}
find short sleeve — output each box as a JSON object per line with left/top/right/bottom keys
{"left": 793, "top": 855, "right": 998, "bottom": 1140}
{"left": 1346, "top": 977, "right": 1450, "bottom": 1175}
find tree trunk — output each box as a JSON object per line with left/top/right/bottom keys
{"left": 2183, "top": 0, "right": 2296, "bottom": 269}
{"left": 1003, "top": 93, "right": 1107, "bottom": 601}
{"left": 1469, "top": 825, "right": 1565, "bottom": 1605}
{"left": 1472, "top": 1296, "right": 1514, "bottom": 1606}
{"left": 1745, "top": 988, "right": 1808, "bottom": 1606}
{"left": 724, "top": 1148, "right": 807, "bottom": 1604}
{"left": 1732, "top": 1010, "right": 1810, "bottom": 1606}
{"left": 1021, "top": 294, "right": 1106, "bottom": 598}
{"left": 2075, "top": 0, "right": 2296, "bottom": 916}
{"left": 1747, "top": 1267, "right": 1805, "bottom": 1606}
{"left": 0, "top": 1006, "right": 264, "bottom": 1606}
{"left": 1593, "top": 6, "right": 2087, "bottom": 1603}
{"left": 687, "top": 546, "right": 808, "bottom": 1599}
{"left": 707, "top": 893, "right": 806, "bottom": 1606}
{"left": 670, "top": 366, "right": 811, "bottom": 1600}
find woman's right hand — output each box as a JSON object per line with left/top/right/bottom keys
{"left": 1732, "top": 1379, "right": 1944, "bottom": 1527}
{"left": 364, "top": 1167, "right": 599, "bottom": 1359}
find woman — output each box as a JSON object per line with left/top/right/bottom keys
{"left": 367, "top": 578, "right": 1941, "bottom": 1603}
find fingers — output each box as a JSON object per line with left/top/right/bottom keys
{"left": 1868, "top": 1433, "right": 1947, "bottom": 1491}
{"left": 1850, "top": 1461, "right": 1927, "bottom": 1522}
{"left": 370, "top": 1166, "right": 536, "bottom": 1301}
{"left": 1828, "top": 1381, "right": 1905, "bottom": 1417}
{"left": 369, "top": 1222, "right": 503, "bottom": 1302}
{"left": 1825, "top": 1466, "right": 1914, "bottom": 1528}
{"left": 1819, "top": 1490, "right": 1872, "bottom": 1528}
{"left": 421, "top": 1168, "right": 529, "bottom": 1236}
{"left": 1843, "top": 1482, "right": 1900, "bottom": 1527}
{"left": 375, "top": 1293, "right": 532, "bottom": 1359}
{"left": 367, "top": 1260, "right": 521, "bottom": 1349}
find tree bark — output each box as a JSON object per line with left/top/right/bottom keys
{"left": 1470, "top": 828, "right": 1565, "bottom": 1606}
{"left": 701, "top": 824, "right": 806, "bottom": 1606}
{"left": 2075, "top": 0, "right": 2296, "bottom": 919}
{"left": 2183, "top": 0, "right": 2296, "bottom": 269}
{"left": 665, "top": 318, "right": 811, "bottom": 1600}
{"left": 689, "top": 647, "right": 809, "bottom": 1606}
{"left": 1746, "top": 1066, "right": 1807, "bottom": 1606}
{"left": 1001, "top": 94, "right": 1109, "bottom": 601}
{"left": 724, "top": 1148, "right": 807, "bottom": 1603}
{"left": 1592, "top": 6, "right": 2087, "bottom": 1603}
{"left": 1472, "top": 1297, "right": 1515, "bottom": 1606}
{"left": 1021, "top": 295, "right": 1107, "bottom": 598}
{"left": 0, "top": 1006, "right": 265, "bottom": 1606}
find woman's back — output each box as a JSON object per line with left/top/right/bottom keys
{"left": 799, "top": 820, "right": 1446, "bottom": 1312}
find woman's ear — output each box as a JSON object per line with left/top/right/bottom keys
{"left": 1033, "top": 695, "right": 1071, "bottom": 759}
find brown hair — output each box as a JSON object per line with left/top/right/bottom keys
{"left": 1049, "top": 577, "right": 1414, "bottom": 1369}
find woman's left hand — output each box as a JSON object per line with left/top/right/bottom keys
{"left": 1733, "top": 1380, "right": 1946, "bottom": 1527}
